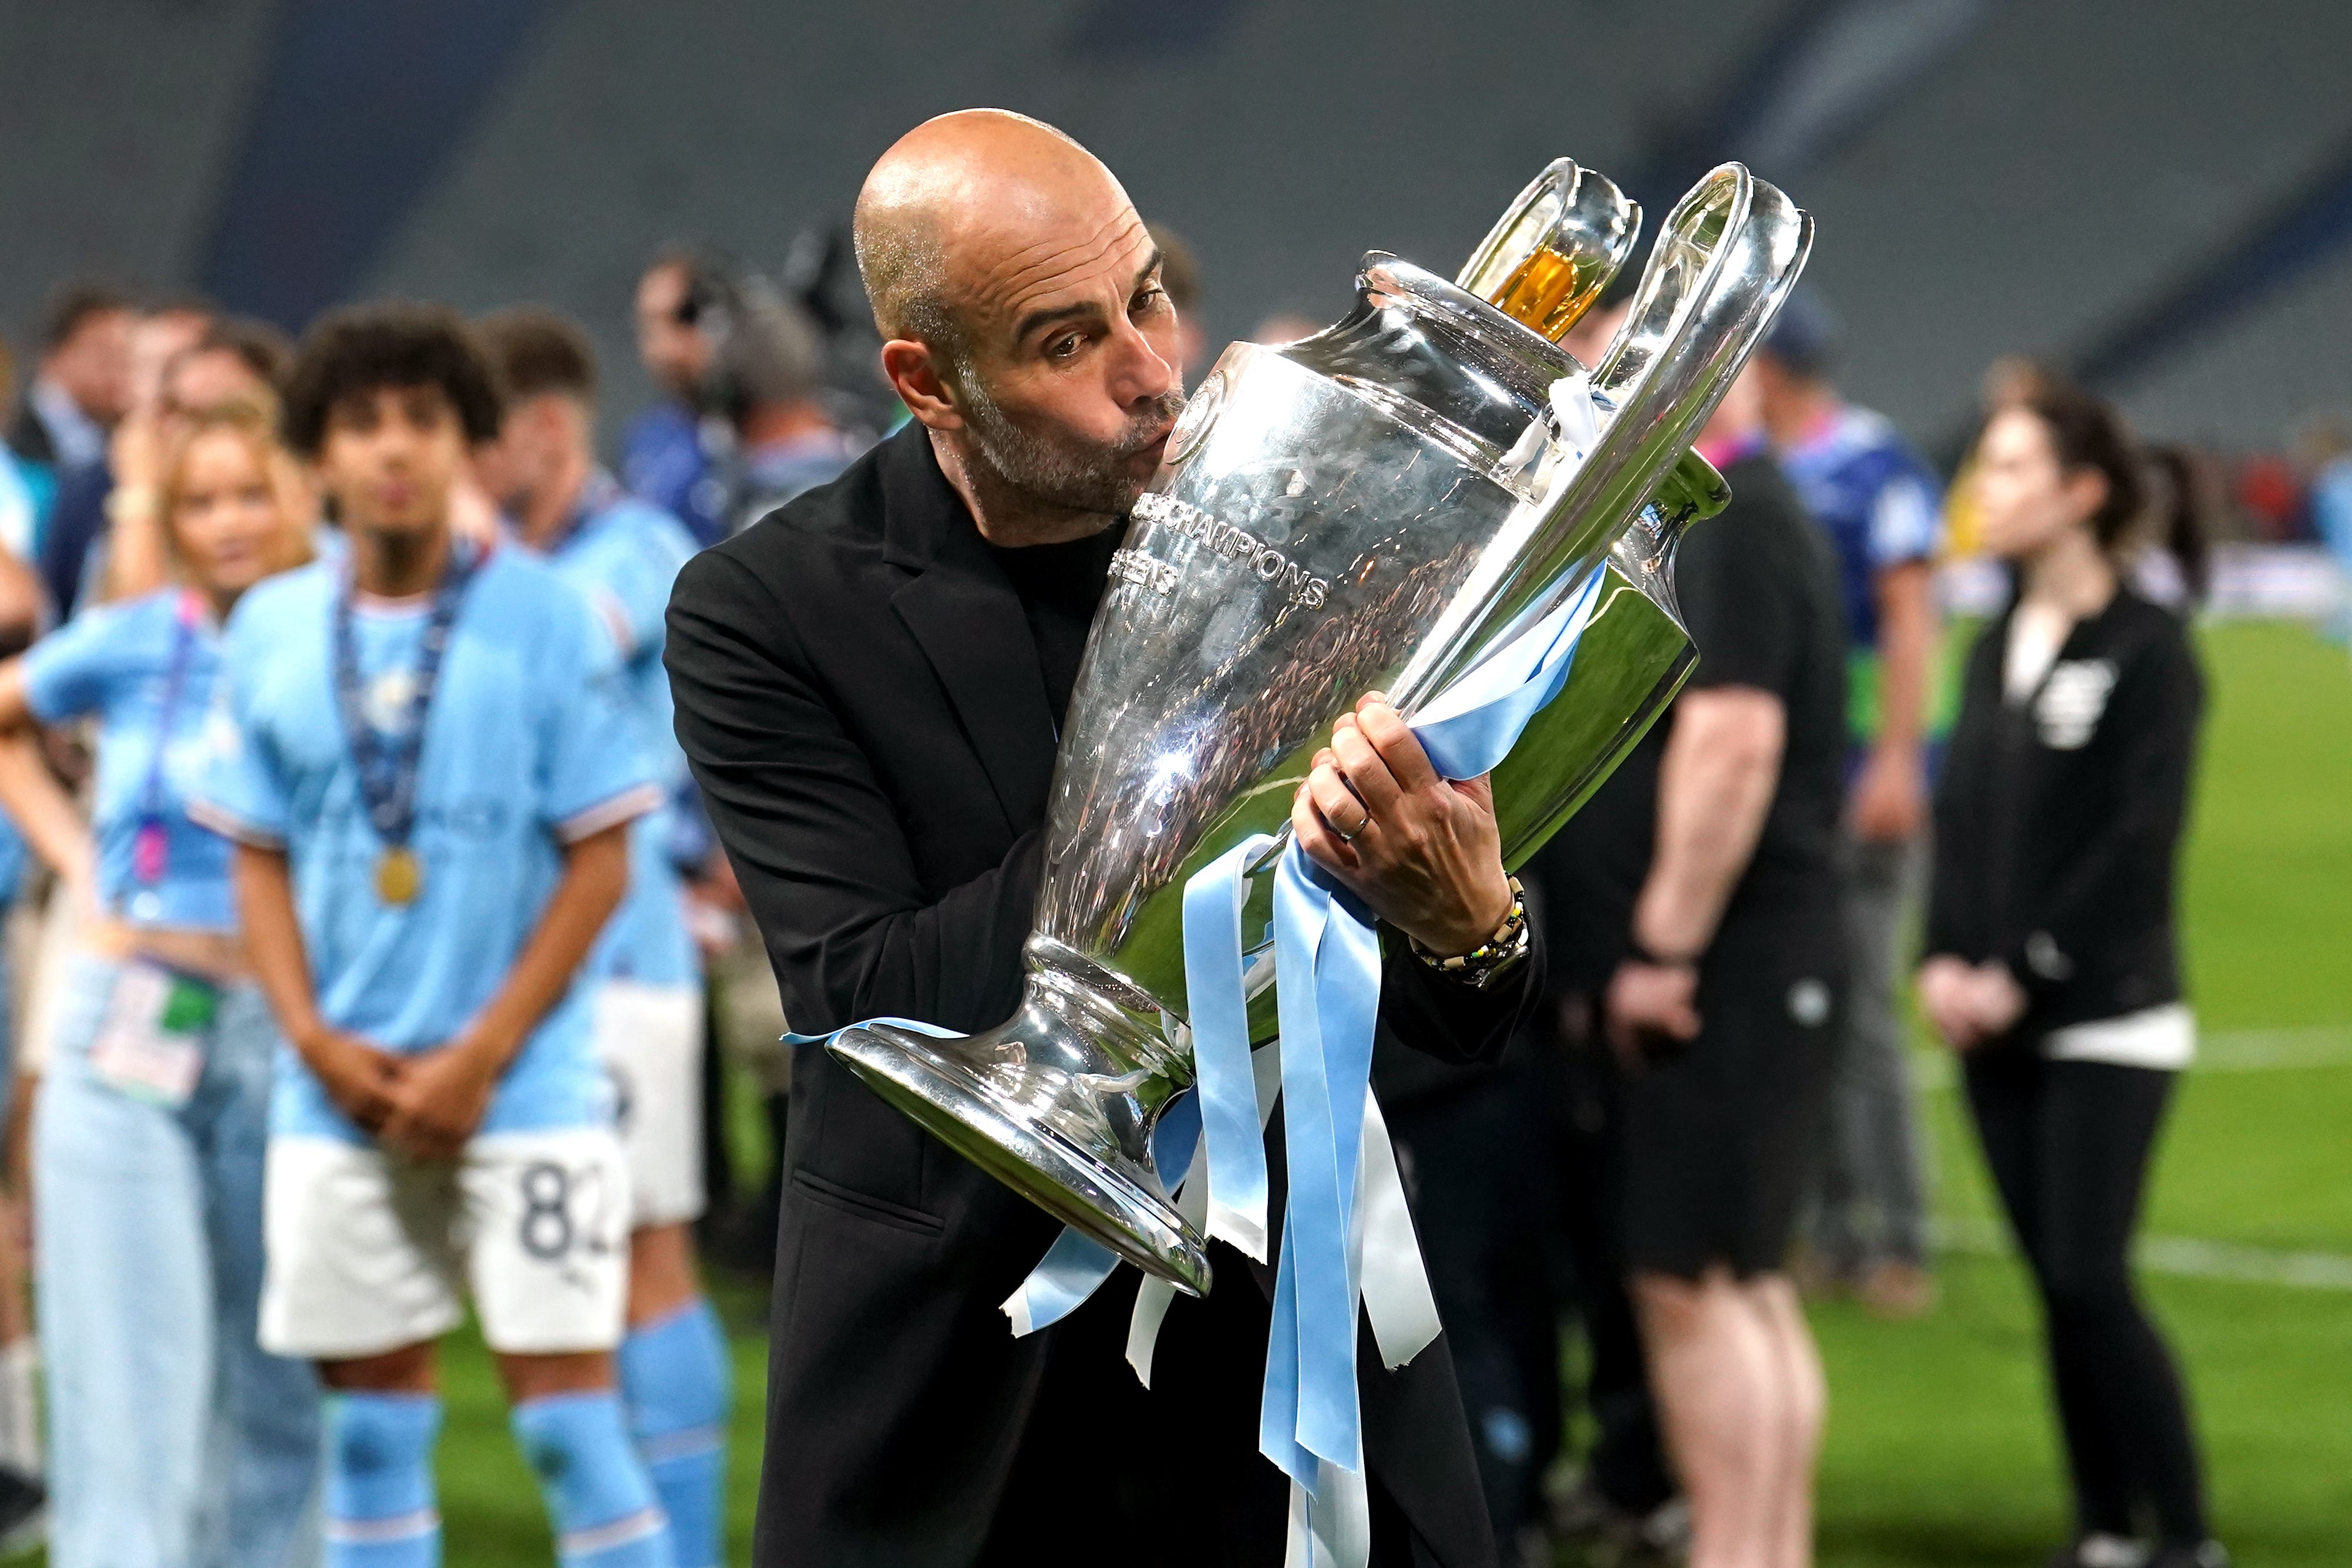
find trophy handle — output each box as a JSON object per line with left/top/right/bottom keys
{"left": 1393, "top": 163, "right": 1813, "bottom": 712}
{"left": 1456, "top": 157, "right": 1640, "bottom": 344}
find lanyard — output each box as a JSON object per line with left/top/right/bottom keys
{"left": 331, "top": 541, "right": 483, "bottom": 859}
{"left": 126, "top": 590, "right": 206, "bottom": 904}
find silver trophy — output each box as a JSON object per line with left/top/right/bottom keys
{"left": 832, "top": 162, "right": 1811, "bottom": 1294}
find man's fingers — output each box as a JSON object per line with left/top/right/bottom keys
{"left": 1330, "top": 722, "right": 1403, "bottom": 813}
{"left": 1292, "top": 780, "right": 1358, "bottom": 874}
{"left": 1354, "top": 698, "right": 1441, "bottom": 794}
{"left": 1306, "top": 763, "right": 1371, "bottom": 840}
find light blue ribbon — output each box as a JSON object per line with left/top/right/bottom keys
{"left": 1183, "top": 833, "right": 1280, "bottom": 1258}
{"left": 1258, "top": 845, "right": 1382, "bottom": 1479}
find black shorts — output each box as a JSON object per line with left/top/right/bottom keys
{"left": 1617, "top": 916, "right": 1843, "bottom": 1281}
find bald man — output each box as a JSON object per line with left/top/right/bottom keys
{"left": 665, "top": 110, "right": 1539, "bottom": 1567}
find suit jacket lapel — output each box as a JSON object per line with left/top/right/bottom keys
{"left": 878, "top": 426, "right": 1059, "bottom": 837}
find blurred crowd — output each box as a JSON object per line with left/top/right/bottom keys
{"left": 0, "top": 194, "right": 2236, "bottom": 1568}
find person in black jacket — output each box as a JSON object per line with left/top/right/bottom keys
{"left": 664, "top": 109, "right": 1541, "bottom": 1568}
{"left": 1919, "top": 383, "right": 2223, "bottom": 1568}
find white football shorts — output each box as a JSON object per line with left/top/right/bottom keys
{"left": 260, "top": 1126, "right": 631, "bottom": 1360}
{"left": 594, "top": 979, "right": 708, "bottom": 1227}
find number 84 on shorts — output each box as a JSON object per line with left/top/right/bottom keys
{"left": 258, "top": 1127, "right": 634, "bottom": 1361}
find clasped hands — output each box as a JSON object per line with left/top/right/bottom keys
{"left": 1292, "top": 693, "right": 1514, "bottom": 960}
{"left": 300, "top": 1024, "right": 504, "bottom": 1162}
{"left": 1917, "top": 954, "right": 2027, "bottom": 1052}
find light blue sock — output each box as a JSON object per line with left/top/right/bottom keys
{"left": 510, "top": 1390, "right": 674, "bottom": 1567}
{"left": 617, "top": 1298, "right": 732, "bottom": 1568}
{"left": 324, "top": 1392, "right": 442, "bottom": 1568}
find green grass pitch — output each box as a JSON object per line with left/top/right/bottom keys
{"left": 82, "top": 620, "right": 2341, "bottom": 1567}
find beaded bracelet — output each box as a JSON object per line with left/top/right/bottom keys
{"left": 1412, "top": 875, "right": 1532, "bottom": 990}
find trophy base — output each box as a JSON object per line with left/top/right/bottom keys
{"left": 831, "top": 1010, "right": 1213, "bottom": 1297}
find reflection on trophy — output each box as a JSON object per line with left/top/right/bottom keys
{"left": 831, "top": 159, "right": 1812, "bottom": 1296}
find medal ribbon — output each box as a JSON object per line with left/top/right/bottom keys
{"left": 127, "top": 590, "right": 206, "bottom": 906}
{"left": 332, "top": 543, "right": 483, "bottom": 874}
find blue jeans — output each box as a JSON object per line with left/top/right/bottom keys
{"left": 35, "top": 952, "right": 321, "bottom": 1567}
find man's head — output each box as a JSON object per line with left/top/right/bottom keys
{"left": 472, "top": 307, "right": 597, "bottom": 512}
{"left": 635, "top": 250, "right": 722, "bottom": 402}
{"left": 35, "top": 281, "right": 136, "bottom": 426}
{"left": 164, "top": 317, "right": 291, "bottom": 418}
{"left": 853, "top": 109, "right": 1183, "bottom": 531}
{"left": 1753, "top": 288, "right": 1838, "bottom": 439}
{"left": 282, "top": 302, "right": 503, "bottom": 543}
{"left": 131, "top": 301, "right": 214, "bottom": 418}
{"left": 719, "top": 292, "right": 828, "bottom": 438}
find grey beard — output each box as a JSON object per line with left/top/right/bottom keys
{"left": 958, "top": 374, "right": 1186, "bottom": 517}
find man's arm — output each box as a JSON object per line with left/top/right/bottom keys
{"left": 1636, "top": 688, "right": 1786, "bottom": 960}
{"left": 233, "top": 842, "right": 404, "bottom": 1135}
{"left": 665, "top": 548, "right": 1039, "bottom": 1035}
{"left": 1609, "top": 688, "right": 1785, "bottom": 1052}
{"left": 379, "top": 822, "right": 631, "bottom": 1159}
{"left": 1850, "top": 557, "right": 1935, "bottom": 842}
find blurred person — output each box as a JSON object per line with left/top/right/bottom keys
{"left": 0, "top": 396, "right": 320, "bottom": 1567}
{"left": 2295, "top": 412, "right": 2352, "bottom": 644}
{"left": 475, "top": 307, "right": 729, "bottom": 1568}
{"left": 625, "top": 248, "right": 736, "bottom": 547}
{"left": 1918, "top": 383, "right": 2221, "bottom": 1568}
{"left": 101, "top": 317, "right": 301, "bottom": 607}
{"left": 0, "top": 341, "right": 36, "bottom": 567}
{"left": 1144, "top": 222, "right": 1207, "bottom": 380}
{"left": 719, "top": 292, "right": 860, "bottom": 534}
{"left": 1755, "top": 294, "right": 1940, "bottom": 1317}
{"left": 1589, "top": 364, "right": 1848, "bottom": 1568}
{"left": 1942, "top": 355, "right": 2054, "bottom": 561}
{"left": 41, "top": 300, "right": 216, "bottom": 619}
{"left": 192, "top": 304, "right": 674, "bottom": 1568}
{"left": 667, "top": 108, "right": 1538, "bottom": 1567}
{"left": 5, "top": 282, "right": 134, "bottom": 481}
{"left": 0, "top": 368, "right": 39, "bottom": 1545}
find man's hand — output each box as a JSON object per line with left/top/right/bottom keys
{"left": 1606, "top": 959, "right": 1701, "bottom": 1067}
{"left": 378, "top": 1036, "right": 503, "bottom": 1162}
{"left": 1918, "top": 955, "right": 2026, "bottom": 1051}
{"left": 1917, "top": 955, "right": 1981, "bottom": 1050}
{"left": 1293, "top": 694, "right": 1512, "bottom": 957}
{"left": 297, "top": 1026, "right": 406, "bottom": 1135}
{"left": 1966, "top": 960, "right": 2028, "bottom": 1041}
{"left": 1848, "top": 742, "right": 1926, "bottom": 844}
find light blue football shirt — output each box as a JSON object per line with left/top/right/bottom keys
{"left": 525, "top": 477, "right": 700, "bottom": 989}
{"left": 22, "top": 588, "right": 235, "bottom": 930}
{"left": 194, "top": 547, "right": 662, "bottom": 1142}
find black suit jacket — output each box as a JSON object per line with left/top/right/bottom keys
{"left": 666, "top": 423, "right": 1539, "bottom": 1568}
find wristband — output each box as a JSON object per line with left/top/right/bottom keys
{"left": 1411, "top": 875, "right": 1531, "bottom": 991}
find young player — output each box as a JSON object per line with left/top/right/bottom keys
{"left": 193, "top": 304, "right": 674, "bottom": 1568}
{"left": 474, "top": 308, "right": 729, "bottom": 1568}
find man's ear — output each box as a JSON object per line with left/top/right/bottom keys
{"left": 879, "top": 339, "right": 963, "bottom": 432}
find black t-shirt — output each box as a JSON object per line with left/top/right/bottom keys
{"left": 987, "top": 524, "right": 1125, "bottom": 731}
{"left": 1530, "top": 452, "right": 1848, "bottom": 992}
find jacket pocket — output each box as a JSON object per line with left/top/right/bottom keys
{"left": 790, "top": 1167, "right": 945, "bottom": 1237}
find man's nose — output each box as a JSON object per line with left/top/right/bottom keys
{"left": 1106, "top": 316, "right": 1177, "bottom": 410}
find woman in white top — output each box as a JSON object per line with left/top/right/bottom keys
{"left": 1919, "top": 382, "right": 2220, "bottom": 1568}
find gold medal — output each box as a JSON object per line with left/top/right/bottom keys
{"left": 376, "top": 846, "right": 422, "bottom": 905}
